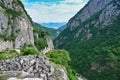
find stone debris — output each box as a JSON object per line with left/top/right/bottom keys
{"left": 0, "top": 55, "right": 68, "bottom": 80}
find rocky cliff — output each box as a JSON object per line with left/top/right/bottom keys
{"left": 68, "top": 0, "right": 113, "bottom": 31}
{"left": 0, "top": 0, "right": 34, "bottom": 51}
{"left": 55, "top": 0, "right": 120, "bottom": 80}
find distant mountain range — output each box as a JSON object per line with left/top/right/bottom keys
{"left": 41, "top": 22, "right": 66, "bottom": 29}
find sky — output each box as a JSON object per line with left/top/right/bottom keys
{"left": 21, "top": 0, "right": 89, "bottom": 23}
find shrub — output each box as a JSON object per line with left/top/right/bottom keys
{"left": 5, "top": 8, "right": 22, "bottom": 17}
{"left": 21, "top": 48, "right": 38, "bottom": 56}
{"left": 34, "top": 38, "right": 47, "bottom": 51}
{"left": 0, "top": 49, "right": 18, "bottom": 60}
{"left": 46, "top": 49, "right": 71, "bottom": 65}
{"left": 0, "top": 53, "right": 7, "bottom": 60}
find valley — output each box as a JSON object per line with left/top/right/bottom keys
{"left": 0, "top": 0, "right": 120, "bottom": 80}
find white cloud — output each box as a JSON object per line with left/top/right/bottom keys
{"left": 60, "top": 0, "right": 84, "bottom": 4}
{"left": 23, "top": 0, "right": 87, "bottom": 23}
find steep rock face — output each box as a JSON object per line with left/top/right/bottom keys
{"left": 68, "top": 0, "right": 112, "bottom": 31}
{"left": 0, "top": 55, "right": 68, "bottom": 80}
{"left": 0, "top": 0, "right": 34, "bottom": 51}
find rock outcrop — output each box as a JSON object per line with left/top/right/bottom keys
{"left": 41, "top": 36, "right": 54, "bottom": 54}
{"left": 67, "top": 0, "right": 112, "bottom": 31}
{"left": 0, "top": 55, "right": 68, "bottom": 80}
{"left": 0, "top": 0, "right": 34, "bottom": 51}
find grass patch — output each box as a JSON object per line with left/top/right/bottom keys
{"left": 0, "top": 49, "right": 18, "bottom": 60}
{"left": 19, "top": 44, "right": 39, "bottom": 56}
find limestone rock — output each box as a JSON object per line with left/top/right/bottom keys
{"left": 41, "top": 36, "right": 54, "bottom": 54}
{"left": 67, "top": 0, "right": 112, "bottom": 31}
{"left": 0, "top": 0, "right": 34, "bottom": 51}
{"left": 0, "top": 55, "right": 68, "bottom": 80}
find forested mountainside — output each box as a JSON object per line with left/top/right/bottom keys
{"left": 55, "top": 0, "right": 120, "bottom": 80}
{"left": 57, "top": 25, "right": 67, "bottom": 36}
{"left": 0, "top": 0, "right": 75, "bottom": 80}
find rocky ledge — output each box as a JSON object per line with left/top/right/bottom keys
{"left": 0, "top": 55, "right": 68, "bottom": 80}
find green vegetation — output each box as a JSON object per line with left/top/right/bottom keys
{"left": 5, "top": 8, "right": 22, "bottom": 18}
{"left": 0, "top": 2, "right": 22, "bottom": 17}
{"left": 46, "top": 49, "right": 78, "bottom": 80}
{"left": 0, "top": 48, "right": 19, "bottom": 60}
{"left": 33, "top": 24, "right": 48, "bottom": 51}
{"left": 0, "top": 69, "right": 3, "bottom": 74}
{"left": 55, "top": 13, "right": 120, "bottom": 80}
{"left": 0, "top": 2, "right": 6, "bottom": 9}
{"left": 46, "top": 49, "right": 70, "bottom": 65}
{"left": 0, "top": 44, "right": 39, "bottom": 60}
{"left": 19, "top": 43, "right": 39, "bottom": 56}
{"left": 16, "top": 29, "right": 20, "bottom": 33}
{"left": 34, "top": 23, "right": 57, "bottom": 39}
{"left": 34, "top": 38, "right": 48, "bottom": 51}
{"left": 13, "top": 0, "right": 25, "bottom": 9}
{"left": 21, "top": 48, "right": 38, "bottom": 56}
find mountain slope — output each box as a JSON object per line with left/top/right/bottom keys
{"left": 55, "top": 0, "right": 120, "bottom": 80}
{"left": 57, "top": 25, "right": 67, "bottom": 36}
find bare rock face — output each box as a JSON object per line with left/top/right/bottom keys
{"left": 0, "top": 40, "right": 13, "bottom": 51}
{"left": 0, "top": 0, "right": 34, "bottom": 51}
{"left": 0, "top": 55, "right": 68, "bottom": 80}
{"left": 67, "top": 0, "right": 112, "bottom": 31}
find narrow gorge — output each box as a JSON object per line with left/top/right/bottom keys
{"left": 0, "top": 0, "right": 120, "bottom": 80}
